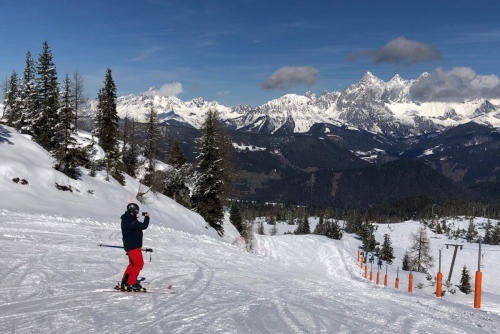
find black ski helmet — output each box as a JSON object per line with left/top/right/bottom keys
{"left": 127, "top": 203, "right": 139, "bottom": 215}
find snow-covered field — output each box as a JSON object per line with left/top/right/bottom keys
{"left": 1, "top": 124, "right": 500, "bottom": 333}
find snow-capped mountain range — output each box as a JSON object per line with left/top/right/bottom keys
{"left": 87, "top": 72, "right": 500, "bottom": 137}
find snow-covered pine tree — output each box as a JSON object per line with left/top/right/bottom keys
{"left": 193, "top": 109, "right": 226, "bottom": 236}
{"left": 325, "top": 220, "right": 343, "bottom": 240}
{"left": 34, "top": 41, "right": 60, "bottom": 151}
{"left": 121, "top": 113, "right": 141, "bottom": 178}
{"left": 2, "top": 71, "right": 21, "bottom": 127}
{"left": 379, "top": 233, "right": 395, "bottom": 264}
{"left": 19, "top": 51, "right": 38, "bottom": 134}
{"left": 95, "top": 68, "right": 124, "bottom": 184}
{"left": 53, "top": 74, "right": 79, "bottom": 178}
{"left": 459, "top": 265, "right": 471, "bottom": 294}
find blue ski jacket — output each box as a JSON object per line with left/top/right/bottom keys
{"left": 121, "top": 211, "right": 150, "bottom": 252}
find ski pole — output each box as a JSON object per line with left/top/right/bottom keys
{"left": 98, "top": 244, "right": 153, "bottom": 252}
{"left": 98, "top": 244, "right": 154, "bottom": 261}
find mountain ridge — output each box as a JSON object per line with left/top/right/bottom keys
{"left": 85, "top": 71, "right": 500, "bottom": 138}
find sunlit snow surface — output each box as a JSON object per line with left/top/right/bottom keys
{"left": 1, "top": 124, "right": 500, "bottom": 333}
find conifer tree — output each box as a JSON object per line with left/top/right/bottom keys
{"left": 72, "top": 70, "right": 87, "bottom": 129}
{"left": 402, "top": 251, "right": 411, "bottom": 271}
{"left": 53, "top": 74, "right": 79, "bottom": 178}
{"left": 270, "top": 224, "right": 278, "bottom": 236}
{"left": 230, "top": 202, "right": 244, "bottom": 234}
{"left": 34, "top": 41, "right": 60, "bottom": 151}
{"left": 95, "top": 68, "right": 124, "bottom": 184}
{"left": 483, "top": 220, "right": 492, "bottom": 244}
{"left": 257, "top": 221, "right": 265, "bottom": 235}
{"left": 465, "top": 218, "right": 478, "bottom": 243}
{"left": 162, "top": 138, "right": 192, "bottom": 208}
{"left": 361, "top": 221, "right": 377, "bottom": 254}
{"left": 167, "top": 137, "right": 187, "bottom": 166}
{"left": 142, "top": 105, "right": 162, "bottom": 192}
{"left": 314, "top": 214, "right": 326, "bottom": 235}
{"left": 121, "top": 114, "right": 141, "bottom": 178}
{"left": 379, "top": 233, "right": 395, "bottom": 264}
{"left": 303, "top": 214, "right": 311, "bottom": 234}
{"left": 19, "top": 51, "right": 38, "bottom": 134}
{"left": 192, "top": 109, "right": 227, "bottom": 236}
{"left": 295, "top": 214, "right": 311, "bottom": 235}
{"left": 2, "top": 71, "right": 21, "bottom": 127}
{"left": 325, "top": 220, "right": 343, "bottom": 240}
{"left": 459, "top": 265, "right": 471, "bottom": 294}
{"left": 441, "top": 220, "right": 448, "bottom": 235}
{"left": 491, "top": 223, "right": 500, "bottom": 245}
{"left": 217, "top": 121, "right": 236, "bottom": 200}
{"left": 409, "top": 227, "right": 434, "bottom": 273}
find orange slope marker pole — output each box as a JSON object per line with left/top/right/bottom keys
{"left": 474, "top": 271, "right": 482, "bottom": 308}
{"left": 436, "top": 272, "right": 443, "bottom": 298}
{"left": 436, "top": 249, "right": 443, "bottom": 298}
{"left": 474, "top": 237, "right": 483, "bottom": 309}
{"left": 384, "top": 264, "right": 388, "bottom": 287}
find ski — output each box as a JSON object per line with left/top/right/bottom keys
{"left": 97, "top": 289, "right": 175, "bottom": 295}
{"left": 96, "top": 284, "right": 176, "bottom": 295}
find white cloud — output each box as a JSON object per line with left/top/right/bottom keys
{"left": 261, "top": 66, "right": 319, "bottom": 90}
{"left": 409, "top": 67, "right": 500, "bottom": 102}
{"left": 143, "top": 82, "right": 184, "bottom": 97}
{"left": 350, "top": 36, "right": 441, "bottom": 64}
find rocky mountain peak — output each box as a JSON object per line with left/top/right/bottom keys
{"left": 83, "top": 71, "right": 500, "bottom": 138}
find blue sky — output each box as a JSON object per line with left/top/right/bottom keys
{"left": 1, "top": 0, "right": 500, "bottom": 106}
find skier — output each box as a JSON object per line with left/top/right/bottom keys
{"left": 115, "top": 203, "right": 150, "bottom": 292}
{"left": 377, "top": 258, "right": 383, "bottom": 270}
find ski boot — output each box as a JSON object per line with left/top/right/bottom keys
{"left": 131, "top": 283, "right": 147, "bottom": 292}
{"left": 114, "top": 282, "right": 132, "bottom": 292}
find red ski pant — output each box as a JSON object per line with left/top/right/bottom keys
{"left": 122, "top": 248, "right": 144, "bottom": 285}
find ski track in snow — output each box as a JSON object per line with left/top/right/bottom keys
{"left": 1, "top": 212, "right": 499, "bottom": 333}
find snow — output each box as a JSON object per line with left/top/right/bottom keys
{"left": 1, "top": 123, "right": 500, "bottom": 333}
{"left": 387, "top": 99, "right": 500, "bottom": 127}
{"left": 232, "top": 143, "right": 267, "bottom": 152}
{"left": 418, "top": 145, "right": 442, "bottom": 157}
